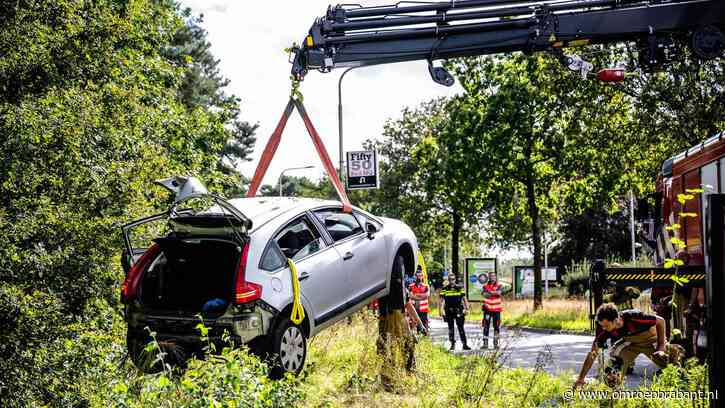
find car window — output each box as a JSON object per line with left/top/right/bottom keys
{"left": 260, "top": 244, "right": 286, "bottom": 271}
{"left": 274, "top": 216, "right": 325, "bottom": 262}
{"left": 314, "top": 209, "right": 364, "bottom": 242}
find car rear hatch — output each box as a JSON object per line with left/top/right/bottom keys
{"left": 121, "top": 177, "right": 254, "bottom": 320}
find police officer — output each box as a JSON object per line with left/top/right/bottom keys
{"left": 440, "top": 273, "right": 470, "bottom": 351}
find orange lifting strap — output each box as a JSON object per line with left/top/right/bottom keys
{"left": 246, "top": 97, "right": 352, "bottom": 213}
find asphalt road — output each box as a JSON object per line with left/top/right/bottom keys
{"left": 427, "top": 317, "right": 660, "bottom": 388}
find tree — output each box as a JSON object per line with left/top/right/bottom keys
{"left": 449, "top": 53, "right": 636, "bottom": 309}
{"left": 0, "top": 1, "right": 255, "bottom": 403}
{"left": 164, "top": 9, "right": 257, "bottom": 196}
{"left": 410, "top": 97, "right": 492, "bottom": 278}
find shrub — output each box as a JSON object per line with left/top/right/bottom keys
{"left": 105, "top": 328, "right": 304, "bottom": 408}
{"left": 563, "top": 262, "right": 591, "bottom": 297}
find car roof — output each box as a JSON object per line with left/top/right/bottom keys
{"left": 226, "top": 197, "right": 343, "bottom": 232}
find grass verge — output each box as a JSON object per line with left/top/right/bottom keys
{"left": 301, "top": 310, "right": 709, "bottom": 407}
{"left": 429, "top": 298, "right": 591, "bottom": 333}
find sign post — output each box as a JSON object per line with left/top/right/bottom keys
{"left": 346, "top": 150, "right": 379, "bottom": 190}
{"left": 514, "top": 266, "right": 558, "bottom": 298}
{"left": 464, "top": 258, "right": 497, "bottom": 302}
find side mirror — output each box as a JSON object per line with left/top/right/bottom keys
{"left": 366, "top": 223, "right": 377, "bottom": 240}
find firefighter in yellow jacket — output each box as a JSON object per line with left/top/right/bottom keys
{"left": 481, "top": 272, "right": 503, "bottom": 349}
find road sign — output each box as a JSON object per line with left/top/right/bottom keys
{"left": 464, "top": 258, "right": 497, "bottom": 302}
{"left": 346, "top": 150, "right": 379, "bottom": 190}
{"left": 514, "top": 266, "right": 558, "bottom": 297}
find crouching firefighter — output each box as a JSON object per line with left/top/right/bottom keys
{"left": 574, "top": 303, "right": 684, "bottom": 389}
{"left": 481, "top": 272, "right": 503, "bottom": 349}
{"left": 440, "top": 273, "right": 471, "bottom": 351}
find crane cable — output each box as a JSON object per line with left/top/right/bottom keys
{"left": 287, "top": 258, "right": 305, "bottom": 325}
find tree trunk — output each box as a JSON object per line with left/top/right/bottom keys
{"left": 524, "top": 142, "right": 543, "bottom": 311}
{"left": 451, "top": 210, "right": 462, "bottom": 279}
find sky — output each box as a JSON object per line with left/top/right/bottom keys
{"left": 180, "top": 0, "right": 462, "bottom": 185}
{"left": 178, "top": 0, "right": 530, "bottom": 261}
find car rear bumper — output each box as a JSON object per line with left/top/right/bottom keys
{"left": 125, "top": 302, "right": 275, "bottom": 345}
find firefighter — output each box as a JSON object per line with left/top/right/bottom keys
{"left": 574, "top": 303, "right": 684, "bottom": 389}
{"left": 481, "top": 271, "right": 503, "bottom": 349}
{"left": 408, "top": 265, "right": 430, "bottom": 335}
{"left": 440, "top": 273, "right": 471, "bottom": 351}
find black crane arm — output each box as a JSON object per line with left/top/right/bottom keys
{"left": 291, "top": 0, "right": 725, "bottom": 83}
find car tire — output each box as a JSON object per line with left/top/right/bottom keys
{"left": 269, "top": 317, "right": 307, "bottom": 379}
{"left": 127, "top": 330, "right": 188, "bottom": 374}
{"left": 127, "top": 331, "right": 164, "bottom": 374}
{"left": 379, "top": 254, "right": 406, "bottom": 314}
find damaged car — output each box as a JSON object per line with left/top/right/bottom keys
{"left": 120, "top": 176, "right": 418, "bottom": 377}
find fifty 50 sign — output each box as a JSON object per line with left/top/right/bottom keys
{"left": 346, "top": 150, "right": 378, "bottom": 190}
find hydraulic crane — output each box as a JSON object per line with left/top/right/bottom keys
{"left": 291, "top": 0, "right": 725, "bottom": 84}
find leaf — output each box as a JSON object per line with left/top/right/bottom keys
{"left": 677, "top": 193, "right": 694, "bottom": 204}
{"left": 673, "top": 259, "right": 684, "bottom": 266}
{"left": 685, "top": 188, "right": 704, "bottom": 194}
{"left": 157, "top": 375, "right": 171, "bottom": 388}
{"left": 664, "top": 259, "right": 675, "bottom": 268}
{"left": 670, "top": 237, "right": 685, "bottom": 247}
{"left": 678, "top": 212, "right": 698, "bottom": 218}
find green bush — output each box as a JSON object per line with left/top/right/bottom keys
{"left": 563, "top": 262, "right": 591, "bottom": 297}
{"left": 106, "top": 337, "right": 304, "bottom": 408}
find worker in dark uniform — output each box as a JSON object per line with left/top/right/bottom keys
{"left": 481, "top": 272, "right": 503, "bottom": 349}
{"left": 439, "top": 273, "right": 470, "bottom": 351}
{"left": 574, "top": 303, "right": 684, "bottom": 389}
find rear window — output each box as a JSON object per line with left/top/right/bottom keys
{"left": 272, "top": 216, "right": 325, "bottom": 263}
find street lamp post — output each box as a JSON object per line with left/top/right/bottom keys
{"left": 338, "top": 67, "right": 359, "bottom": 188}
{"left": 279, "top": 165, "right": 314, "bottom": 197}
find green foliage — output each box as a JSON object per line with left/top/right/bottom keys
{"left": 550, "top": 209, "right": 633, "bottom": 268}
{"left": 563, "top": 262, "right": 591, "bottom": 296}
{"left": 107, "top": 342, "right": 303, "bottom": 408}
{"left": 0, "top": 1, "right": 256, "bottom": 402}
{"left": 162, "top": 9, "right": 258, "bottom": 194}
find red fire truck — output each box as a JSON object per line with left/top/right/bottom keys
{"left": 594, "top": 132, "right": 725, "bottom": 356}
{"left": 650, "top": 131, "right": 725, "bottom": 269}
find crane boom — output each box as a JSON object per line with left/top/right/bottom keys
{"left": 291, "top": 0, "right": 725, "bottom": 82}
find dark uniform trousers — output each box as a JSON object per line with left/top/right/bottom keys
{"left": 445, "top": 307, "right": 467, "bottom": 345}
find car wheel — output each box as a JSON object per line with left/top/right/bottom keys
{"left": 379, "top": 254, "right": 406, "bottom": 314}
{"left": 127, "top": 331, "right": 164, "bottom": 374}
{"left": 269, "top": 317, "right": 307, "bottom": 378}
{"left": 127, "top": 330, "right": 187, "bottom": 373}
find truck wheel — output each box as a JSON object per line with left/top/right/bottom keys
{"left": 269, "top": 317, "right": 307, "bottom": 378}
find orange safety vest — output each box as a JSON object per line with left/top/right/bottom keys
{"left": 482, "top": 282, "right": 503, "bottom": 312}
{"left": 408, "top": 283, "right": 430, "bottom": 313}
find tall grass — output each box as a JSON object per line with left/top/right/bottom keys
{"left": 503, "top": 299, "right": 590, "bottom": 332}
{"left": 302, "top": 311, "right": 709, "bottom": 407}
{"left": 429, "top": 295, "right": 592, "bottom": 332}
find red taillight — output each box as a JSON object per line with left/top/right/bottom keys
{"left": 596, "top": 68, "right": 626, "bottom": 82}
{"left": 121, "top": 243, "right": 161, "bottom": 303}
{"left": 235, "top": 243, "right": 262, "bottom": 304}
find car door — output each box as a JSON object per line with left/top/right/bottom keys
{"left": 352, "top": 211, "right": 388, "bottom": 293}
{"left": 312, "top": 208, "right": 384, "bottom": 307}
{"left": 271, "top": 215, "right": 348, "bottom": 325}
